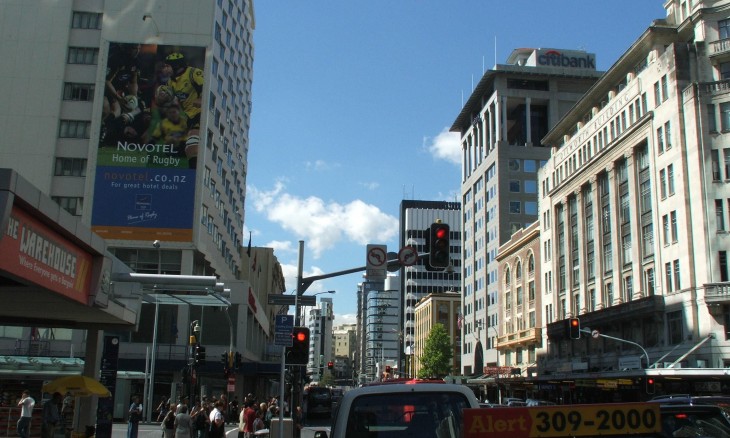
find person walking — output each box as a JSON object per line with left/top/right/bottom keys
{"left": 161, "top": 403, "right": 177, "bottom": 438}
{"left": 175, "top": 404, "right": 194, "bottom": 438}
{"left": 242, "top": 401, "right": 256, "bottom": 438}
{"left": 42, "top": 392, "right": 62, "bottom": 438}
{"left": 207, "top": 400, "right": 225, "bottom": 438}
{"left": 17, "top": 389, "right": 35, "bottom": 438}
{"left": 127, "top": 395, "right": 143, "bottom": 438}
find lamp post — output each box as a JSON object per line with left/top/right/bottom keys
{"left": 488, "top": 325, "right": 501, "bottom": 405}
{"left": 146, "top": 240, "right": 162, "bottom": 423}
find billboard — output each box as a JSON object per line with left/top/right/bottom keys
{"left": 92, "top": 42, "right": 206, "bottom": 242}
{"left": 0, "top": 206, "right": 93, "bottom": 304}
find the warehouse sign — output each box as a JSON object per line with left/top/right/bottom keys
{"left": 537, "top": 49, "right": 596, "bottom": 69}
{"left": 1, "top": 206, "right": 92, "bottom": 303}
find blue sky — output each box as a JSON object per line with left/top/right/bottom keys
{"left": 245, "top": 1, "right": 667, "bottom": 325}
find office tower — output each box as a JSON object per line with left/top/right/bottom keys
{"left": 452, "top": 48, "right": 601, "bottom": 375}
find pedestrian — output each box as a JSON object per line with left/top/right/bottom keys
{"left": 127, "top": 395, "right": 143, "bottom": 438}
{"left": 175, "top": 404, "right": 194, "bottom": 438}
{"left": 237, "top": 405, "right": 246, "bottom": 438}
{"left": 61, "top": 393, "right": 74, "bottom": 438}
{"left": 16, "top": 390, "right": 35, "bottom": 438}
{"left": 293, "top": 406, "right": 304, "bottom": 438}
{"left": 42, "top": 392, "right": 62, "bottom": 438}
{"left": 191, "top": 400, "right": 210, "bottom": 438}
{"left": 207, "top": 400, "right": 225, "bottom": 438}
{"left": 242, "top": 401, "right": 256, "bottom": 438}
{"left": 161, "top": 403, "right": 177, "bottom": 438}
{"left": 156, "top": 396, "right": 169, "bottom": 422}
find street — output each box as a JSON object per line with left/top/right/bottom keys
{"left": 109, "top": 421, "right": 330, "bottom": 438}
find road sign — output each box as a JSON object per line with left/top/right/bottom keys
{"left": 366, "top": 244, "right": 387, "bottom": 280}
{"left": 275, "top": 315, "right": 294, "bottom": 347}
{"left": 227, "top": 376, "right": 235, "bottom": 392}
{"left": 268, "top": 294, "right": 315, "bottom": 306}
{"left": 592, "top": 330, "right": 600, "bottom": 339}
{"left": 398, "top": 246, "right": 418, "bottom": 266}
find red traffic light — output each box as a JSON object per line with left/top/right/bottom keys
{"left": 568, "top": 317, "right": 581, "bottom": 339}
{"left": 570, "top": 319, "right": 579, "bottom": 328}
{"left": 327, "top": 361, "right": 334, "bottom": 369}
{"left": 435, "top": 227, "right": 448, "bottom": 239}
{"left": 295, "top": 331, "right": 308, "bottom": 342}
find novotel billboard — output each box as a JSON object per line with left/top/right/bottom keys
{"left": 534, "top": 49, "right": 596, "bottom": 70}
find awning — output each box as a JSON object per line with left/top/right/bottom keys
{"left": 467, "top": 373, "right": 497, "bottom": 384}
{"left": 142, "top": 292, "right": 230, "bottom": 307}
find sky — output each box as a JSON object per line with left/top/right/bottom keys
{"left": 245, "top": 1, "right": 668, "bottom": 326}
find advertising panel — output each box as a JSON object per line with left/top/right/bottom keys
{"left": 0, "top": 206, "right": 93, "bottom": 304}
{"left": 92, "top": 42, "right": 206, "bottom": 242}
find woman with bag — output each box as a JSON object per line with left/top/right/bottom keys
{"left": 208, "top": 401, "right": 225, "bottom": 438}
{"left": 237, "top": 405, "right": 246, "bottom": 438}
{"left": 161, "top": 403, "right": 177, "bottom": 438}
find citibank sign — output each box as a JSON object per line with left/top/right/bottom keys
{"left": 537, "top": 49, "right": 596, "bottom": 69}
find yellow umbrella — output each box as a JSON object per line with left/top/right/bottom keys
{"left": 42, "top": 375, "right": 111, "bottom": 397}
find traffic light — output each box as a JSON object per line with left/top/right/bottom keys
{"left": 646, "top": 377, "right": 656, "bottom": 394}
{"left": 286, "top": 327, "right": 310, "bottom": 365}
{"left": 428, "top": 222, "right": 450, "bottom": 269}
{"left": 194, "top": 345, "right": 206, "bottom": 365}
{"left": 327, "top": 361, "right": 334, "bottom": 370}
{"left": 234, "top": 352, "right": 242, "bottom": 369}
{"left": 221, "top": 351, "right": 228, "bottom": 365}
{"left": 568, "top": 318, "right": 581, "bottom": 339}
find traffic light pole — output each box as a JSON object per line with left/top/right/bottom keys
{"left": 580, "top": 328, "right": 650, "bottom": 368}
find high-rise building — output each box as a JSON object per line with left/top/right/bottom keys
{"left": 452, "top": 48, "right": 601, "bottom": 375}
{"left": 399, "top": 200, "right": 461, "bottom": 372}
{"left": 306, "top": 298, "right": 334, "bottom": 381}
{"left": 535, "top": 0, "right": 730, "bottom": 399}
{"left": 0, "top": 0, "right": 260, "bottom": 413}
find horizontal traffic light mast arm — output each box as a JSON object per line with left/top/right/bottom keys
{"left": 298, "top": 253, "right": 429, "bottom": 293}
{"left": 580, "top": 328, "right": 650, "bottom": 368}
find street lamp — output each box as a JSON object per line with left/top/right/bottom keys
{"left": 145, "top": 240, "right": 162, "bottom": 423}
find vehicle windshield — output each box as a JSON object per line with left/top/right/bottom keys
{"left": 661, "top": 408, "right": 730, "bottom": 437}
{"left": 343, "top": 391, "right": 471, "bottom": 438}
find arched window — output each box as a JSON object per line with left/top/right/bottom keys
{"left": 505, "top": 267, "right": 511, "bottom": 286}
{"left": 516, "top": 260, "right": 522, "bottom": 279}
{"left": 528, "top": 253, "right": 535, "bottom": 274}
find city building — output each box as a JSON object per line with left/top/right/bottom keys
{"left": 399, "top": 200, "right": 461, "bottom": 373}
{"left": 0, "top": 0, "right": 269, "bottom": 418}
{"left": 412, "top": 292, "right": 461, "bottom": 378}
{"left": 452, "top": 47, "right": 602, "bottom": 376}
{"left": 535, "top": 0, "right": 730, "bottom": 401}
{"left": 332, "top": 323, "right": 357, "bottom": 384}
{"left": 306, "top": 297, "right": 335, "bottom": 382}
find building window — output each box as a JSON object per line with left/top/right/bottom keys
{"left": 59, "top": 120, "right": 91, "bottom": 138}
{"left": 657, "top": 125, "right": 664, "bottom": 153}
{"left": 645, "top": 268, "right": 655, "bottom": 296}
{"left": 508, "top": 159, "right": 520, "bottom": 171}
{"left": 664, "top": 121, "right": 672, "bottom": 150}
{"left": 642, "top": 223, "right": 654, "bottom": 257}
{"left": 720, "top": 19, "right": 730, "bottom": 39}
{"left": 721, "top": 103, "right": 730, "bottom": 132}
{"left": 667, "top": 310, "right": 683, "bottom": 345}
{"left": 670, "top": 210, "right": 678, "bottom": 243}
{"left": 663, "top": 214, "right": 670, "bottom": 246}
{"left": 712, "top": 150, "right": 722, "bottom": 180}
{"left": 661, "top": 76, "right": 669, "bottom": 102}
{"left": 604, "top": 282, "right": 613, "bottom": 306}
{"left": 63, "top": 83, "right": 95, "bottom": 101}
{"left": 717, "top": 199, "right": 726, "bottom": 232}
{"left": 654, "top": 81, "right": 661, "bottom": 106}
{"left": 67, "top": 47, "right": 98, "bottom": 64}
{"left": 667, "top": 164, "right": 675, "bottom": 195}
{"left": 509, "top": 180, "right": 520, "bottom": 192}
{"left": 673, "top": 259, "right": 681, "bottom": 291}
{"left": 54, "top": 158, "right": 87, "bottom": 176}
{"left": 708, "top": 104, "right": 718, "bottom": 133}
{"left": 660, "top": 169, "right": 667, "bottom": 199}
{"left": 71, "top": 12, "right": 102, "bottom": 29}
{"left": 665, "top": 262, "right": 673, "bottom": 293}
{"left": 720, "top": 251, "right": 729, "bottom": 282}
{"left": 722, "top": 62, "right": 730, "bottom": 81}
{"left": 51, "top": 196, "right": 83, "bottom": 216}
{"left": 509, "top": 201, "right": 521, "bottom": 214}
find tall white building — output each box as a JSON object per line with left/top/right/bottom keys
{"left": 398, "top": 200, "right": 461, "bottom": 372}
{"left": 452, "top": 48, "right": 601, "bottom": 375}
{"left": 0, "top": 0, "right": 263, "bottom": 413}
{"left": 535, "top": 0, "right": 730, "bottom": 400}
{"left": 306, "top": 297, "right": 334, "bottom": 381}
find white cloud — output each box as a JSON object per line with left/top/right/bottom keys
{"left": 425, "top": 127, "right": 461, "bottom": 165}
{"left": 359, "top": 181, "right": 380, "bottom": 190}
{"left": 266, "top": 240, "right": 297, "bottom": 254}
{"left": 334, "top": 313, "right": 357, "bottom": 327}
{"left": 305, "top": 159, "right": 339, "bottom": 172}
{"left": 248, "top": 183, "right": 399, "bottom": 258}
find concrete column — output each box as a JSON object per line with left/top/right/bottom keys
{"left": 77, "top": 329, "right": 103, "bottom": 434}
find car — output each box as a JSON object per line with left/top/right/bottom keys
{"left": 500, "top": 397, "right": 524, "bottom": 406}
{"left": 651, "top": 394, "right": 730, "bottom": 410}
{"left": 525, "top": 398, "right": 556, "bottom": 407}
{"left": 313, "top": 382, "right": 480, "bottom": 438}
{"left": 658, "top": 404, "right": 730, "bottom": 437}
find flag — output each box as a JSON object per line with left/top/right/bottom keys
{"left": 251, "top": 253, "right": 257, "bottom": 271}
{"left": 457, "top": 313, "right": 464, "bottom": 330}
{"left": 246, "top": 231, "right": 252, "bottom": 257}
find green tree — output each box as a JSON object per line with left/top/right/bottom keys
{"left": 417, "top": 323, "right": 453, "bottom": 379}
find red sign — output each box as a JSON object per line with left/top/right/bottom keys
{"left": 227, "top": 376, "right": 235, "bottom": 392}
{"left": 0, "top": 206, "right": 93, "bottom": 304}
